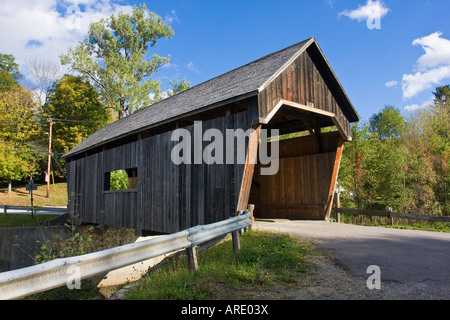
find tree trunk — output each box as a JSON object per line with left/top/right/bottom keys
{"left": 8, "top": 181, "right": 12, "bottom": 193}
{"left": 119, "top": 93, "right": 125, "bottom": 119}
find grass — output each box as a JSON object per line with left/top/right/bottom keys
{"left": 0, "top": 182, "right": 67, "bottom": 228}
{"left": 0, "top": 214, "right": 58, "bottom": 228}
{"left": 0, "top": 182, "right": 68, "bottom": 207}
{"left": 123, "top": 230, "right": 318, "bottom": 300}
{"left": 336, "top": 213, "right": 450, "bottom": 232}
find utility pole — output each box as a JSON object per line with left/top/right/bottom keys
{"left": 46, "top": 118, "right": 54, "bottom": 198}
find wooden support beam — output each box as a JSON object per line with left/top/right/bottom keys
{"left": 261, "top": 99, "right": 350, "bottom": 141}
{"left": 325, "top": 137, "right": 344, "bottom": 220}
{"left": 237, "top": 125, "right": 261, "bottom": 211}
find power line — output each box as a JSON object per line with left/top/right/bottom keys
{"left": 49, "top": 118, "right": 105, "bottom": 124}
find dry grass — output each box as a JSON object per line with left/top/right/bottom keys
{"left": 0, "top": 182, "right": 68, "bottom": 207}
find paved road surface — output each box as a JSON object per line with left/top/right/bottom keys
{"left": 255, "top": 219, "right": 450, "bottom": 297}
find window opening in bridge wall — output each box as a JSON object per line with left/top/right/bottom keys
{"left": 104, "top": 168, "right": 138, "bottom": 192}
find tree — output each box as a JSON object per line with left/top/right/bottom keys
{"left": 0, "top": 53, "right": 21, "bottom": 92}
{"left": 43, "top": 74, "right": 111, "bottom": 155}
{"left": 340, "top": 86, "right": 449, "bottom": 215}
{"left": 404, "top": 85, "right": 449, "bottom": 215}
{"left": 339, "top": 122, "right": 379, "bottom": 209}
{"left": 25, "top": 57, "right": 62, "bottom": 106}
{"left": 0, "top": 70, "right": 19, "bottom": 92}
{"left": 369, "top": 105, "right": 405, "bottom": 140}
{"left": 0, "top": 85, "right": 41, "bottom": 191}
{"left": 0, "top": 53, "right": 22, "bottom": 81}
{"left": 60, "top": 4, "right": 189, "bottom": 120}
{"left": 433, "top": 85, "right": 450, "bottom": 108}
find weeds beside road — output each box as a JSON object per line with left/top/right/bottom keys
{"left": 116, "top": 230, "right": 421, "bottom": 301}
{"left": 122, "top": 231, "right": 318, "bottom": 300}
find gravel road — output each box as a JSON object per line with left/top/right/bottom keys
{"left": 254, "top": 219, "right": 450, "bottom": 300}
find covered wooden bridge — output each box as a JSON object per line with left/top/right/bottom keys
{"left": 63, "top": 37, "right": 359, "bottom": 235}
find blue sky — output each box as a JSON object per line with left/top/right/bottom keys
{"left": 1, "top": 0, "right": 450, "bottom": 121}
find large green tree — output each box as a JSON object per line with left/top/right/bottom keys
{"left": 369, "top": 105, "right": 405, "bottom": 140}
{"left": 43, "top": 74, "right": 111, "bottom": 155}
{"left": 60, "top": 4, "right": 189, "bottom": 120}
{"left": 0, "top": 53, "right": 22, "bottom": 81}
{"left": 0, "top": 85, "right": 41, "bottom": 191}
{"left": 0, "top": 53, "right": 21, "bottom": 92}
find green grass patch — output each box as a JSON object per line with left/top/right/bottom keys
{"left": 123, "top": 230, "right": 318, "bottom": 300}
{"left": 0, "top": 214, "right": 58, "bottom": 228}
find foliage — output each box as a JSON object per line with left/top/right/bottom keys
{"left": 336, "top": 213, "right": 450, "bottom": 233}
{"left": 433, "top": 85, "right": 450, "bottom": 107}
{"left": 35, "top": 214, "right": 93, "bottom": 264}
{"left": 60, "top": 4, "right": 189, "bottom": 119}
{"left": 369, "top": 105, "right": 405, "bottom": 140}
{"left": 0, "top": 70, "right": 19, "bottom": 92}
{"left": 0, "top": 53, "right": 22, "bottom": 80}
{"left": 109, "top": 170, "right": 129, "bottom": 190}
{"left": 339, "top": 86, "right": 449, "bottom": 215}
{"left": 0, "top": 85, "right": 42, "bottom": 185}
{"left": 43, "top": 74, "right": 111, "bottom": 154}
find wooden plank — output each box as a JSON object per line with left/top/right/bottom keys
{"left": 324, "top": 137, "right": 344, "bottom": 219}
{"left": 237, "top": 125, "right": 261, "bottom": 211}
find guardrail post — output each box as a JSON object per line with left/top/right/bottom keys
{"left": 232, "top": 230, "right": 240, "bottom": 252}
{"left": 186, "top": 246, "right": 198, "bottom": 272}
{"left": 387, "top": 207, "right": 393, "bottom": 225}
{"left": 247, "top": 204, "right": 255, "bottom": 230}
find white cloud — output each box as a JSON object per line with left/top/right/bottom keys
{"left": 385, "top": 80, "right": 398, "bottom": 88}
{"left": 165, "top": 10, "right": 180, "bottom": 24}
{"left": 401, "top": 32, "right": 450, "bottom": 99}
{"left": 0, "top": 0, "right": 133, "bottom": 84}
{"left": 413, "top": 32, "right": 450, "bottom": 70}
{"left": 339, "top": 0, "right": 390, "bottom": 22}
{"left": 404, "top": 99, "right": 434, "bottom": 112}
{"left": 402, "top": 65, "right": 450, "bottom": 99}
{"left": 186, "top": 61, "right": 201, "bottom": 74}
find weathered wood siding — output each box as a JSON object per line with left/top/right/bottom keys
{"left": 139, "top": 105, "right": 257, "bottom": 234}
{"left": 66, "top": 102, "right": 258, "bottom": 235}
{"left": 258, "top": 48, "right": 351, "bottom": 138}
{"left": 250, "top": 132, "right": 342, "bottom": 220}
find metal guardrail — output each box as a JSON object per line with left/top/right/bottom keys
{"left": 1, "top": 205, "right": 67, "bottom": 214}
{"left": 188, "top": 212, "right": 251, "bottom": 246}
{"left": 0, "top": 212, "right": 251, "bottom": 300}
